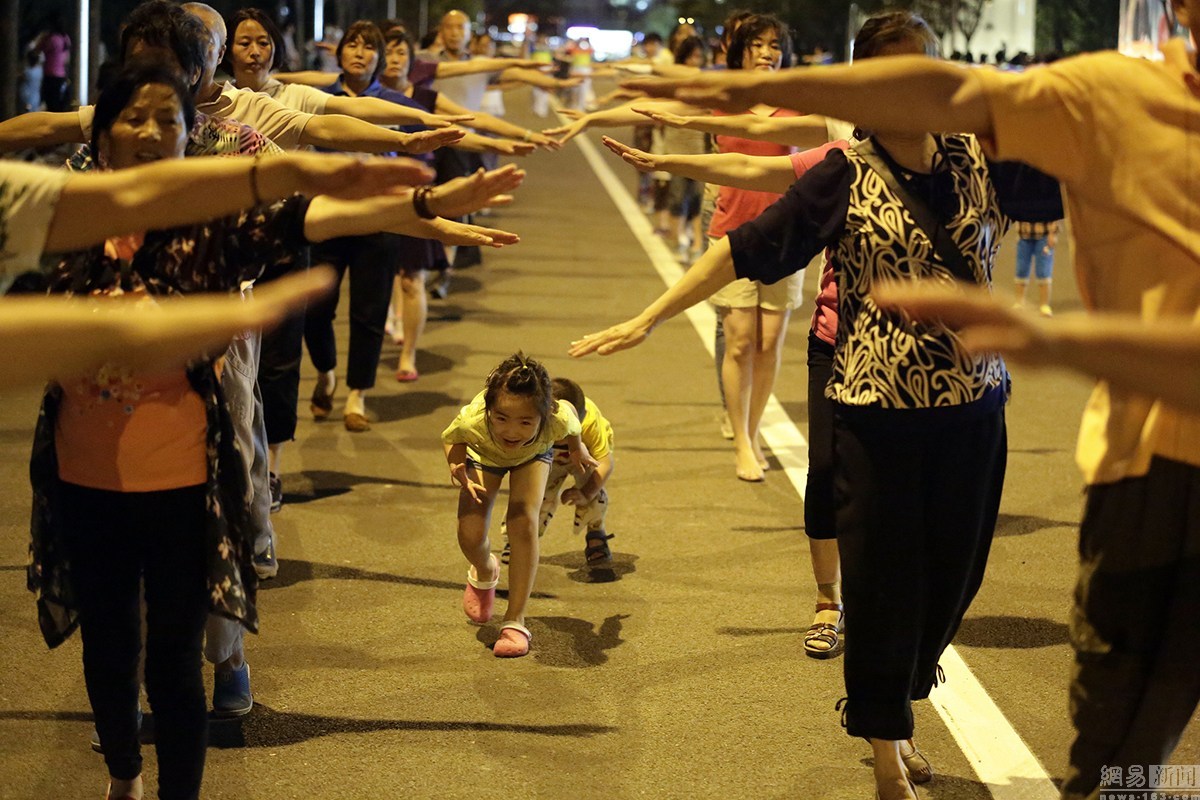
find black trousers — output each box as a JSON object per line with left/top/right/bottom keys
{"left": 834, "top": 404, "right": 1006, "bottom": 740}
{"left": 259, "top": 306, "right": 305, "bottom": 444}
{"left": 804, "top": 333, "right": 836, "bottom": 540}
{"left": 1062, "top": 457, "right": 1200, "bottom": 800}
{"left": 60, "top": 482, "right": 210, "bottom": 800}
{"left": 304, "top": 234, "right": 400, "bottom": 391}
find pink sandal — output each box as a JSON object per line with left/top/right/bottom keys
{"left": 462, "top": 558, "right": 498, "bottom": 623}
{"left": 493, "top": 622, "right": 531, "bottom": 658}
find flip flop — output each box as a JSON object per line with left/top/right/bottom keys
{"left": 494, "top": 622, "right": 531, "bottom": 658}
{"left": 462, "top": 558, "right": 498, "bottom": 623}
{"left": 395, "top": 369, "right": 419, "bottom": 382}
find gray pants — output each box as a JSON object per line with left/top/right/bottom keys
{"left": 1062, "top": 457, "right": 1200, "bottom": 800}
{"left": 205, "top": 319, "right": 273, "bottom": 666}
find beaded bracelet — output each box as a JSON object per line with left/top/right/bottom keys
{"left": 412, "top": 185, "right": 438, "bottom": 219}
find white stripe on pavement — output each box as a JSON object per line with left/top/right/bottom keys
{"left": 565, "top": 117, "right": 1060, "bottom": 800}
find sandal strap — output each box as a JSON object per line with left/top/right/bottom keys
{"left": 585, "top": 531, "right": 614, "bottom": 542}
{"left": 499, "top": 621, "right": 531, "bottom": 641}
{"left": 815, "top": 602, "right": 844, "bottom": 613}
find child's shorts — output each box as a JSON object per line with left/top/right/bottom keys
{"left": 466, "top": 449, "right": 554, "bottom": 476}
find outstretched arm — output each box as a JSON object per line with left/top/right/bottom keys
{"left": 323, "top": 94, "right": 473, "bottom": 128}
{"left": 634, "top": 107, "right": 830, "bottom": 149}
{"left": 542, "top": 98, "right": 704, "bottom": 143}
{"left": 624, "top": 55, "right": 994, "bottom": 138}
{"left": 0, "top": 110, "right": 86, "bottom": 152}
{"left": 46, "top": 152, "right": 434, "bottom": 253}
{"left": 7, "top": 269, "right": 334, "bottom": 389}
{"left": 874, "top": 284, "right": 1200, "bottom": 413}
{"left": 601, "top": 136, "right": 797, "bottom": 192}
{"left": 273, "top": 69, "right": 339, "bottom": 86}
{"left": 436, "top": 57, "right": 543, "bottom": 78}
{"left": 568, "top": 237, "right": 738, "bottom": 357}
{"left": 303, "top": 164, "right": 525, "bottom": 243}
{"left": 300, "top": 113, "right": 465, "bottom": 154}
{"left": 434, "top": 93, "right": 558, "bottom": 148}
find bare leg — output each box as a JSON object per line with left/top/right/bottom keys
{"left": 456, "top": 468, "right": 504, "bottom": 581}
{"left": 810, "top": 537, "right": 843, "bottom": 632}
{"left": 398, "top": 270, "right": 426, "bottom": 375}
{"left": 1037, "top": 279, "right": 1053, "bottom": 314}
{"left": 502, "top": 459, "right": 551, "bottom": 625}
{"left": 720, "top": 306, "right": 764, "bottom": 482}
{"left": 747, "top": 307, "right": 793, "bottom": 469}
{"left": 388, "top": 274, "right": 404, "bottom": 343}
{"left": 108, "top": 775, "right": 144, "bottom": 800}
{"left": 268, "top": 443, "right": 282, "bottom": 477}
{"left": 1014, "top": 278, "right": 1028, "bottom": 306}
{"left": 871, "top": 738, "right": 917, "bottom": 799}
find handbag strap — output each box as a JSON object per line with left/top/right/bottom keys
{"left": 853, "top": 138, "right": 978, "bottom": 284}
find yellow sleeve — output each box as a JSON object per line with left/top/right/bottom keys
{"left": 580, "top": 398, "right": 614, "bottom": 459}
{"left": 441, "top": 392, "right": 487, "bottom": 445}
{"left": 970, "top": 54, "right": 1116, "bottom": 186}
{"left": 550, "top": 399, "right": 582, "bottom": 442}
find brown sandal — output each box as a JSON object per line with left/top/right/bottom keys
{"left": 803, "top": 602, "right": 844, "bottom": 659}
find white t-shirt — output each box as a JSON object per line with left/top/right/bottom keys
{"left": 0, "top": 161, "right": 72, "bottom": 291}
{"left": 259, "top": 78, "right": 331, "bottom": 115}
{"left": 195, "top": 83, "right": 314, "bottom": 150}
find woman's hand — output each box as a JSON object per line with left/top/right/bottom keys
{"left": 429, "top": 164, "right": 526, "bottom": 218}
{"left": 601, "top": 136, "right": 658, "bottom": 173}
{"left": 407, "top": 216, "right": 520, "bottom": 247}
{"left": 541, "top": 118, "right": 587, "bottom": 145}
{"left": 872, "top": 282, "right": 1052, "bottom": 365}
{"left": 483, "top": 138, "right": 538, "bottom": 157}
{"left": 398, "top": 127, "right": 467, "bottom": 154}
{"left": 622, "top": 72, "right": 760, "bottom": 113}
{"left": 421, "top": 112, "right": 475, "bottom": 128}
{"left": 449, "top": 462, "right": 487, "bottom": 504}
{"left": 568, "top": 314, "right": 655, "bottom": 357}
{"left": 557, "top": 108, "right": 586, "bottom": 120}
{"left": 632, "top": 106, "right": 693, "bottom": 128}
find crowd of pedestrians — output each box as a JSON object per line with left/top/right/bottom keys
{"left": 1, "top": 2, "right": 1199, "bottom": 800}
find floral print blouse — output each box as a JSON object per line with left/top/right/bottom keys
{"left": 27, "top": 195, "right": 312, "bottom": 648}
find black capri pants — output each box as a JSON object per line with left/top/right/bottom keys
{"left": 835, "top": 400, "right": 1007, "bottom": 740}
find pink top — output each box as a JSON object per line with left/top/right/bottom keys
{"left": 707, "top": 108, "right": 800, "bottom": 239}
{"left": 39, "top": 33, "right": 71, "bottom": 78}
{"left": 788, "top": 140, "right": 850, "bottom": 345}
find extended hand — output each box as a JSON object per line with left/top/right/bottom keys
{"left": 872, "top": 282, "right": 1051, "bottom": 365}
{"left": 412, "top": 216, "right": 520, "bottom": 247}
{"left": 400, "top": 127, "right": 466, "bottom": 154}
{"left": 541, "top": 119, "right": 587, "bottom": 145}
{"left": 621, "top": 72, "right": 758, "bottom": 113}
{"left": 488, "top": 139, "right": 537, "bottom": 156}
{"left": 601, "top": 136, "right": 656, "bottom": 173}
{"left": 632, "top": 106, "right": 690, "bottom": 128}
{"left": 430, "top": 164, "right": 526, "bottom": 218}
{"left": 569, "top": 316, "right": 653, "bottom": 357}
{"left": 425, "top": 113, "right": 475, "bottom": 128}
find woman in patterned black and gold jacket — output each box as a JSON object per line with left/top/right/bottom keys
{"left": 570, "top": 12, "right": 1060, "bottom": 800}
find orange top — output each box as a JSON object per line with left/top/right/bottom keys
{"left": 973, "top": 42, "right": 1200, "bottom": 484}
{"left": 54, "top": 233, "right": 207, "bottom": 492}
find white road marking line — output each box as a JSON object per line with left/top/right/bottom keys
{"left": 565, "top": 119, "right": 1060, "bottom": 800}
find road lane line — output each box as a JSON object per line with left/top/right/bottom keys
{"left": 566, "top": 120, "right": 1060, "bottom": 800}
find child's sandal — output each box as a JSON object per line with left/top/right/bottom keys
{"left": 494, "top": 622, "right": 532, "bottom": 658}
{"left": 584, "top": 530, "right": 614, "bottom": 567}
{"left": 803, "top": 602, "right": 845, "bottom": 659}
{"left": 463, "top": 557, "right": 499, "bottom": 624}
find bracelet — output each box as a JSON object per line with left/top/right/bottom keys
{"left": 249, "top": 153, "right": 263, "bottom": 205}
{"left": 523, "top": 129, "right": 533, "bottom": 142}
{"left": 412, "top": 185, "right": 437, "bottom": 219}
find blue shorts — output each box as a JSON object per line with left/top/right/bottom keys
{"left": 466, "top": 449, "right": 553, "bottom": 477}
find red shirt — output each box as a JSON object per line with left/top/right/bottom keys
{"left": 707, "top": 107, "right": 800, "bottom": 239}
